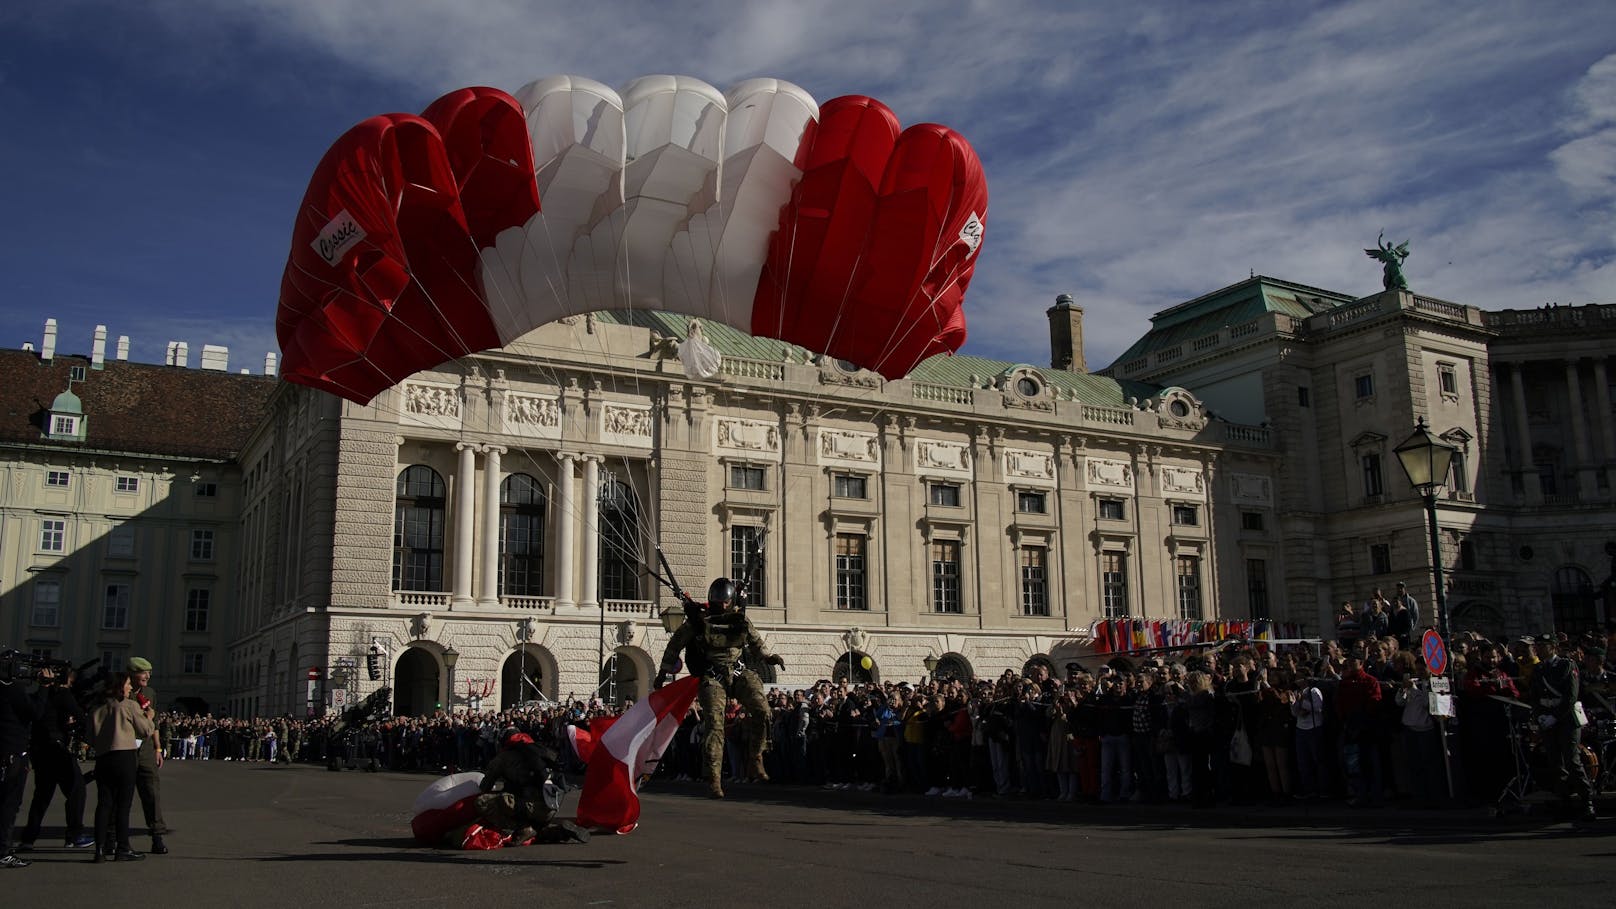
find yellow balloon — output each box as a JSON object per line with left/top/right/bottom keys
{"left": 859, "top": 655, "right": 873, "bottom": 671}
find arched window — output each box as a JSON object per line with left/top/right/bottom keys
{"left": 1552, "top": 566, "right": 1596, "bottom": 636}
{"left": 499, "top": 473, "right": 546, "bottom": 597}
{"left": 598, "top": 474, "right": 641, "bottom": 601}
{"left": 393, "top": 465, "right": 445, "bottom": 592}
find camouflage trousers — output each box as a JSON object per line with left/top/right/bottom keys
{"left": 699, "top": 670, "right": 770, "bottom": 782}
{"left": 474, "top": 791, "right": 554, "bottom": 833}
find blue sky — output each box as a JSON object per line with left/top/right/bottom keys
{"left": 2, "top": 0, "right": 1612, "bottom": 373}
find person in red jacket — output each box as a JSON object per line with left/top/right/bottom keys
{"left": 1335, "top": 653, "right": 1383, "bottom": 807}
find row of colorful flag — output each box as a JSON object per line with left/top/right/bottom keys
{"left": 1086, "top": 618, "right": 1305, "bottom": 655}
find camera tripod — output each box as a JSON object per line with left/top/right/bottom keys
{"left": 1492, "top": 696, "right": 1534, "bottom": 817}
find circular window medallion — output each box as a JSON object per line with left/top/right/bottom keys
{"left": 1016, "top": 377, "right": 1041, "bottom": 397}
{"left": 1170, "top": 399, "right": 1191, "bottom": 417}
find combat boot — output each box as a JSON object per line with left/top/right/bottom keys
{"left": 707, "top": 776, "right": 725, "bottom": 799}
{"left": 748, "top": 755, "right": 770, "bottom": 783}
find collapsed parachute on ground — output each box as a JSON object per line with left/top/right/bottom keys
{"left": 277, "top": 74, "right": 988, "bottom": 404}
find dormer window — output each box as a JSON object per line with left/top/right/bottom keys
{"left": 1016, "top": 376, "right": 1042, "bottom": 397}
{"left": 51, "top": 415, "right": 78, "bottom": 436}
{"left": 44, "top": 387, "right": 86, "bottom": 442}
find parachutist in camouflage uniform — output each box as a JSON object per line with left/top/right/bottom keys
{"left": 658, "top": 578, "right": 784, "bottom": 799}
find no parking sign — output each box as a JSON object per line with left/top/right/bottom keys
{"left": 1422, "top": 628, "right": 1448, "bottom": 677}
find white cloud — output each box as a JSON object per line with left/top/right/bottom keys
{"left": 10, "top": 0, "right": 1615, "bottom": 371}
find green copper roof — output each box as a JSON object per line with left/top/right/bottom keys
{"left": 1109, "top": 276, "right": 1356, "bottom": 368}
{"left": 595, "top": 310, "right": 1159, "bottom": 406}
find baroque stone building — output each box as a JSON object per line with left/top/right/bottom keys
{"left": 5, "top": 273, "right": 1612, "bottom": 717}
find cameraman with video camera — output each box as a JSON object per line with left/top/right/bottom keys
{"left": 16, "top": 664, "right": 94, "bottom": 851}
{"left": 1, "top": 654, "right": 56, "bottom": 869}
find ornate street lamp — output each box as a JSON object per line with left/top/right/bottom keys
{"left": 660, "top": 603, "right": 685, "bottom": 634}
{"left": 1393, "top": 417, "right": 1458, "bottom": 800}
{"left": 1393, "top": 417, "right": 1457, "bottom": 653}
{"left": 923, "top": 654, "right": 940, "bottom": 676}
{"left": 442, "top": 646, "right": 459, "bottom": 710}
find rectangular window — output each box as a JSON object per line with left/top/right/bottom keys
{"left": 29, "top": 648, "right": 55, "bottom": 660}
{"left": 729, "top": 525, "right": 766, "bottom": 606}
{"left": 1016, "top": 491, "right": 1047, "bottom": 514}
{"left": 51, "top": 415, "right": 77, "bottom": 435}
{"left": 1370, "top": 543, "right": 1391, "bottom": 576}
{"left": 186, "top": 588, "right": 211, "bottom": 632}
{"left": 190, "top": 529, "right": 215, "bottom": 560}
{"left": 32, "top": 578, "right": 62, "bottom": 627}
{"left": 1176, "top": 555, "right": 1202, "bottom": 621}
{"left": 70, "top": 365, "right": 86, "bottom": 382}
{"left": 728, "top": 464, "right": 767, "bottom": 491}
{"left": 1246, "top": 558, "right": 1269, "bottom": 617}
{"left": 1438, "top": 364, "right": 1458, "bottom": 396}
{"left": 832, "top": 473, "right": 868, "bottom": 499}
{"left": 1459, "top": 540, "right": 1477, "bottom": 571}
{"left": 1240, "top": 511, "right": 1265, "bottom": 532}
{"left": 101, "top": 651, "right": 124, "bottom": 674}
{"left": 1019, "top": 546, "right": 1049, "bottom": 616}
{"left": 1171, "top": 504, "right": 1199, "bottom": 526}
{"left": 195, "top": 482, "right": 218, "bottom": 498}
{"left": 928, "top": 483, "right": 961, "bottom": 507}
{"left": 1362, "top": 453, "right": 1384, "bottom": 497}
{"left": 46, "top": 470, "right": 70, "bottom": 488}
{"left": 115, "top": 475, "right": 139, "bottom": 493}
{"left": 1536, "top": 462, "right": 1557, "bottom": 496}
{"left": 107, "top": 524, "right": 135, "bottom": 558}
{"left": 103, "top": 582, "right": 130, "bottom": 630}
{"left": 1101, "top": 552, "right": 1128, "bottom": 618}
{"left": 1452, "top": 449, "right": 1470, "bottom": 493}
{"left": 1098, "top": 498, "right": 1126, "bottom": 521}
{"left": 183, "top": 653, "right": 205, "bottom": 674}
{"left": 931, "top": 540, "right": 962, "bottom": 613}
{"left": 1355, "top": 373, "right": 1375, "bottom": 399}
{"left": 1297, "top": 386, "right": 1311, "bottom": 408}
{"left": 834, "top": 533, "right": 867, "bottom": 611}
{"left": 40, "top": 519, "right": 66, "bottom": 552}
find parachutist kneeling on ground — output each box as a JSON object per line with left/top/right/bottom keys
{"left": 475, "top": 732, "right": 589, "bottom": 845}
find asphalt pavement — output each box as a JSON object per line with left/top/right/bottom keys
{"left": 4, "top": 761, "right": 1611, "bottom": 908}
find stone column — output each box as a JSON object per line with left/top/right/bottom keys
{"left": 554, "top": 453, "right": 577, "bottom": 610}
{"left": 478, "top": 445, "right": 504, "bottom": 607}
{"left": 1592, "top": 358, "right": 1616, "bottom": 464}
{"left": 1507, "top": 362, "right": 1542, "bottom": 502}
{"left": 580, "top": 455, "right": 601, "bottom": 610}
{"left": 452, "top": 442, "right": 477, "bottom": 608}
{"left": 1566, "top": 361, "right": 1596, "bottom": 499}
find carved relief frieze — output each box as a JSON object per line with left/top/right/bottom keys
{"left": 914, "top": 438, "right": 971, "bottom": 478}
{"left": 1160, "top": 465, "right": 1206, "bottom": 497}
{"left": 600, "top": 402, "right": 653, "bottom": 449}
{"left": 818, "top": 428, "right": 880, "bottom": 466}
{"left": 503, "top": 393, "right": 562, "bottom": 440}
{"left": 400, "top": 381, "right": 462, "bottom": 430}
{"left": 1085, "top": 457, "right": 1134, "bottom": 491}
{"left": 1002, "top": 447, "right": 1055, "bottom": 486}
{"left": 715, "top": 417, "right": 782, "bottom": 462}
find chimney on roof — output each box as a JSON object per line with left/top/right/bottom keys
{"left": 1046, "top": 293, "right": 1086, "bottom": 373}
{"left": 264, "top": 352, "right": 278, "bottom": 376}
{"left": 41, "top": 319, "right": 58, "bottom": 363}
{"left": 115, "top": 336, "right": 130, "bottom": 360}
{"left": 166, "top": 341, "right": 189, "bottom": 367}
{"left": 22, "top": 343, "right": 35, "bottom": 352}
{"left": 92, "top": 325, "right": 108, "bottom": 370}
{"left": 200, "top": 344, "right": 228, "bottom": 372}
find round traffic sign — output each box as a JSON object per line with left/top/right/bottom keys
{"left": 1422, "top": 629, "right": 1448, "bottom": 676}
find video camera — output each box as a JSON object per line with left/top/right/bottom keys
{"left": 0, "top": 648, "right": 74, "bottom": 684}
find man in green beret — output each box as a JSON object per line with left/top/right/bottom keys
{"left": 128, "top": 658, "right": 170, "bottom": 854}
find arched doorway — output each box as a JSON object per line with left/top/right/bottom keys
{"left": 1552, "top": 566, "right": 1597, "bottom": 635}
{"left": 933, "top": 652, "right": 974, "bottom": 682}
{"left": 501, "top": 646, "right": 553, "bottom": 709}
{"left": 1452, "top": 601, "right": 1505, "bottom": 641}
{"left": 600, "top": 646, "right": 651, "bottom": 705}
{"left": 833, "top": 651, "right": 877, "bottom": 684}
{"left": 1022, "top": 655, "right": 1056, "bottom": 682}
{"left": 395, "top": 647, "right": 441, "bottom": 716}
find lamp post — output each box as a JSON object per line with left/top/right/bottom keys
{"left": 1393, "top": 417, "right": 1458, "bottom": 801}
{"left": 1392, "top": 417, "right": 1457, "bottom": 653}
{"left": 923, "top": 654, "right": 939, "bottom": 682}
{"left": 442, "top": 646, "right": 459, "bottom": 712}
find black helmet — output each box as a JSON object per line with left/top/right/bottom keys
{"left": 707, "top": 577, "right": 737, "bottom": 605}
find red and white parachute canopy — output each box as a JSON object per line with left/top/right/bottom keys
{"left": 277, "top": 75, "right": 988, "bottom": 404}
